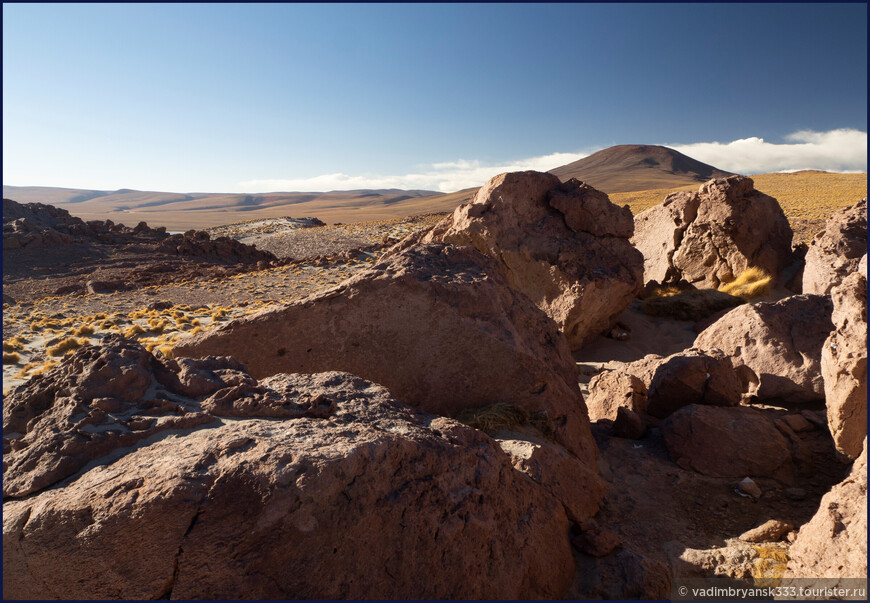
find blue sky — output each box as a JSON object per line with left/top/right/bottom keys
{"left": 3, "top": 2, "right": 867, "bottom": 193}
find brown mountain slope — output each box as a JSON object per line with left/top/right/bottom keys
{"left": 549, "top": 145, "right": 735, "bottom": 193}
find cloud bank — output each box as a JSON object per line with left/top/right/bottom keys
{"left": 239, "top": 128, "right": 867, "bottom": 193}
{"left": 668, "top": 128, "right": 867, "bottom": 175}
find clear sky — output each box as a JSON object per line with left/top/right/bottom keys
{"left": 3, "top": 2, "right": 867, "bottom": 193}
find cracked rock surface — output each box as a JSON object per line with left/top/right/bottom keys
{"left": 2, "top": 338, "right": 577, "bottom": 599}
{"left": 632, "top": 176, "right": 794, "bottom": 288}
{"left": 419, "top": 171, "right": 644, "bottom": 349}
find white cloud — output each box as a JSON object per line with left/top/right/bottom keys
{"left": 668, "top": 128, "right": 867, "bottom": 175}
{"left": 239, "top": 128, "right": 867, "bottom": 193}
{"left": 238, "top": 151, "right": 590, "bottom": 193}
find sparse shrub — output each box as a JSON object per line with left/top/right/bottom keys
{"left": 456, "top": 403, "right": 554, "bottom": 436}
{"left": 718, "top": 267, "right": 772, "bottom": 300}
{"left": 47, "top": 337, "right": 85, "bottom": 357}
{"left": 73, "top": 324, "right": 95, "bottom": 337}
{"left": 124, "top": 324, "right": 146, "bottom": 338}
{"left": 3, "top": 352, "right": 21, "bottom": 364}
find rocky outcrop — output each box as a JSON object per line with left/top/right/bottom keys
{"left": 693, "top": 295, "right": 834, "bottom": 404}
{"left": 785, "top": 438, "right": 867, "bottom": 582}
{"left": 2, "top": 198, "right": 167, "bottom": 249}
{"left": 822, "top": 271, "right": 868, "bottom": 460}
{"left": 173, "top": 242, "right": 602, "bottom": 478}
{"left": 157, "top": 229, "right": 276, "bottom": 263}
{"left": 419, "top": 171, "right": 643, "bottom": 349}
{"left": 661, "top": 405, "right": 797, "bottom": 482}
{"left": 632, "top": 176, "right": 794, "bottom": 288}
{"left": 803, "top": 199, "right": 867, "bottom": 295}
{"left": 2, "top": 339, "right": 578, "bottom": 599}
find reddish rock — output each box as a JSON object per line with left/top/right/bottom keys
{"left": 2, "top": 369, "right": 576, "bottom": 600}
{"left": 572, "top": 526, "right": 621, "bottom": 557}
{"left": 694, "top": 295, "right": 834, "bottom": 403}
{"left": 645, "top": 349, "right": 743, "bottom": 418}
{"left": 822, "top": 271, "right": 868, "bottom": 460}
{"left": 585, "top": 370, "right": 647, "bottom": 421}
{"left": 661, "top": 405, "right": 795, "bottom": 482}
{"left": 612, "top": 407, "right": 646, "bottom": 439}
{"left": 420, "top": 171, "right": 643, "bottom": 348}
{"left": 497, "top": 432, "right": 607, "bottom": 524}
{"left": 803, "top": 199, "right": 867, "bottom": 295}
{"left": 632, "top": 176, "right": 794, "bottom": 288}
{"left": 173, "top": 242, "right": 601, "bottom": 474}
{"left": 785, "top": 438, "right": 867, "bottom": 582}
{"left": 738, "top": 519, "right": 794, "bottom": 543}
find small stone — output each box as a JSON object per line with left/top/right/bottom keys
{"left": 784, "top": 487, "right": 807, "bottom": 501}
{"left": 739, "top": 519, "right": 794, "bottom": 543}
{"left": 786, "top": 531, "right": 798, "bottom": 543}
{"left": 738, "top": 477, "right": 762, "bottom": 499}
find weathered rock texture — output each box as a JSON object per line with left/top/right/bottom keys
{"left": 661, "top": 405, "right": 798, "bottom": 482}
{"left": 3, "top": 339, "right": 578, "bottom": 599}
{"left": 632, "top": 176, "right": 794, "bottom": 288}
{"left": 419, "top": 171, "right": 643, "bottom": 348}
{"left": 585, "top": 370, "right": 647, "bottom": 421}
{"left": 822, "top": 271, "right": 868, "bottom": 460}
{"left": 694, "top": 295, "right": 834, "bottom": 403}
{"left": 785, "top": 438, "right": 867, "bottom": 581}
{"left": 173, "top": 242, "right": 600, "bottom": 472}
{"left": 645, "top": 348, "right": 743, "bottom": 418}
{"left": 803, "top": 198, "right": 867, "bottom": 295}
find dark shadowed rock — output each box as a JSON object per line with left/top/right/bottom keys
{"left": 785, "top": 438, "right": 867, "bottom": 582}
{"left": 803, "top": 199, "right": 867, "bottom": 295}
{"left": 420, "top": 171, "right": 643, "bottom": 348}
{"left": 661, "top": 405, "right": 795, "bottom": 482}
{"left": 822, "top": 271, "right": 868, "bottom": 460}
{"left": 645, "top": 349, "right": 743, "bottom": 419}
{"left": 632, "top": 176, "right": 793, "bottom": 288}
{"left": 694, "top": 295, "right": 834, "bottom": 404}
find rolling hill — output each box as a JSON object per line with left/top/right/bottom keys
{"left": 548, "top": 144, "right": 735, "bottom": 192}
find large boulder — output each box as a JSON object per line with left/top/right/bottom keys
{"left": 784, "top": 438, "right": 867, "bottom": 582}
{"left": 173, "top": 242, "right": 601, "bottom": 474}
{"left": 661, "top": 405, "right": 796, "bottom": 482}
{"left": 693, "top": 295, "right": 834, "bottom": 404}
{"left": 803, "top": 199, "right": 867, "bottom": 295}
{"left": 823, "top": 271, "right": 868, "bottom": 460}
{"left": 644, "top": 348, "right": 743, "bottom": 419}
{"left": 632, "top": 176, "right": 794, "bottom": 288}
{"left": 2, "top": 341, "right": 578, "bottom": 599}
{"left": 419, "top": 171, "right": 643, "bottom": 349}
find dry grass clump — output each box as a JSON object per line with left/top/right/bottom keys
{"left": 641, "top": 287, "right": 745, "bottom": 321}
{"left": 72, "top": 324, "right": 95, "bottom": 337}
{"left": 718, "top": 267, "right": 772, "bottom": 300}
{"left": 47, "top": 337, "right": 88, "bottom": 357}
{"left": 751, "top": 544, "right": 789, "bottom": 586}
{"left": 123, "top": 324, "right": 146, "bottom": 338}
{"left": 3, "top": 352, "right": 21, "bottom": 364}
{"left": 456, "top": 403, "right": 554, "bottom": 436}
{"left": 645, "top": 284, "right": 686, "bottom": 299}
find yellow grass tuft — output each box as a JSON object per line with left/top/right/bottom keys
{"left": 47, "top": 337, "right": 86, "bottom": 357}
{"left": 3, "top": 352, "right": 21, "bottom": 364}
{"left": 124, "top": 324, "right": 146, "bottom": 338}
{"left": 73, "top": 324, "right": 95, "bottom": 337}
{"left": 718, "top": 267, "right": 772, "bottom": 300}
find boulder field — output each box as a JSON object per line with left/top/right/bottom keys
{"left": 3, "top": 170, "right": 867, "bottom": 598}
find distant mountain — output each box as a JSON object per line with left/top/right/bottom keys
{"left": 1, "top": 186, "right": 442, "bottom": 230}
{"left": 549, "top": 145, "right": 735, "bottom": 193}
